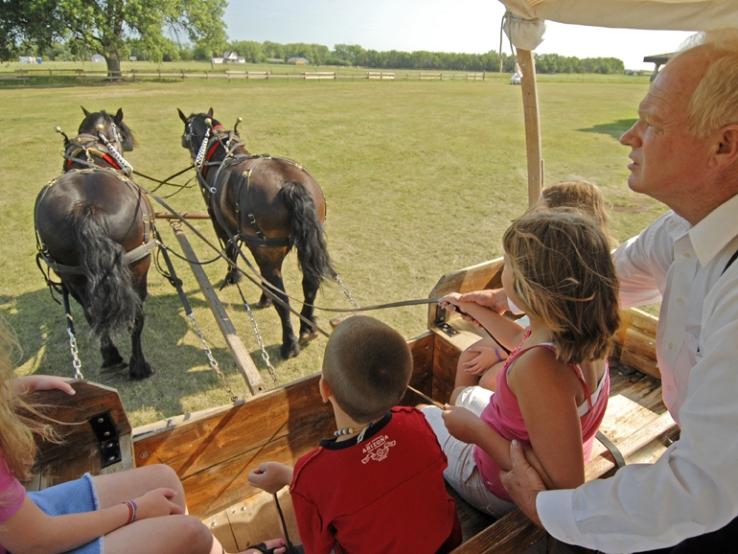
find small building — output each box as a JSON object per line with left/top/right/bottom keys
{"left": 266, "top": 57, "right": 284, "bottom": 64}
{"left": 211, "top": 57, "right": 224, "bottom": 64}
{"left": 223, "top": 51, "right": 246, "bottom": 64}
{"left": 643, "top": 52, "right": 673, "bottom": 81}
{"left": 18, "top": 56, "right": 38, "bottom": 64}
{"left": 91, "top": 54, "right": 105, "bottom": 63}
{"left": 287, "top": 56, "right": 308, "bottom": 65}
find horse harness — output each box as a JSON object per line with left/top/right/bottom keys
{"left": 35, "top": 167, "right": 158, "bottom": 282}
{"left": 63, "top": 132, "right": 132, "bottom": 176}
{"left": 194, "top": 127, "right": 305, "bottom": 249}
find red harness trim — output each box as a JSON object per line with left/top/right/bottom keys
{"left": 200, "top": 141, "right": 222, "bottom": 178}
{"left": 65, "top": 152, "right": 121, "bottom": 171}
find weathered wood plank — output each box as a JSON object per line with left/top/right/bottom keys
{"left": 24, "top": 381, "right": 133, "bottom": 489}
{"left": 170, "top": 222, "right": 264, "bottom": 395}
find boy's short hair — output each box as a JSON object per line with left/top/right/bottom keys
{"left": 322, "top": 315, "right": 412, "bottom": 423}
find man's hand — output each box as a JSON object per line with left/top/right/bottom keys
{"left": 248, "top": 461, "right": 293, "bottom": 494}
{"left": 500, "top": 440, "right": 546, "bottom": 527}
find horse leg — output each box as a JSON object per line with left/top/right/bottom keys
{"left": 128, "top": 275, "right": 152, "bottom": 380}
{"left": 100, "top": 333, "right": 126, "bottom": 371}
{"left": 298, "top": 274, "right": 321, "bottom": 344}
{"left": 256, "top": 256, "right": 299, "bottom": 359}
{"left": 66, "top": 278, "right": 126, "bottom": 372}
{"left": 209, "top": 209, "right": 241, "bottom": 287}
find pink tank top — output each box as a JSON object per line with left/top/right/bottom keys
{"left": 473, "top": 339, "right": 610, "bottom": 500}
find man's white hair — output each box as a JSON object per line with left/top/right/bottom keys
{"left": 678, "top": 29, "right": 738, "bottom": 137}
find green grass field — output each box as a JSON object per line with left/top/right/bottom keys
{"left": 0, "top": 74, "right": 664, "bottom": 426}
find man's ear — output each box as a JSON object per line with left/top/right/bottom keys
{"left": 713, "top": 125, "right": 738, "bottom": 167}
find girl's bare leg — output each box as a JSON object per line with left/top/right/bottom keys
{"left": 94, "top": 464, "right": 187, "bottom": 512}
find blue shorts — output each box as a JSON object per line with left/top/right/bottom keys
{"left": 28, "top": 473, "right": 103, "bottom": 554}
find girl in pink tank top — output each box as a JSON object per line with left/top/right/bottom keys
{"left": 426, "top": 209, "right": 620, "bottom": 514}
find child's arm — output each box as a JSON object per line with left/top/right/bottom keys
{"left": 12, "top": 375, "right": 76, "bottom": 396}
{"left": 451, "top": 300, "right": 525, "bottom": 351}
{"left": 248, "top": 461, "right": 294, "bottom": 494}
{"left": 442, "top": 405, "right": 511, "bottom": 465}
{"left": 508, "top": 349, "right": 587, "bottom": 489}
{"left": 0, "top": 488, "right": 181, "bottom": 554}
{"left": 443, "top": 406, "right": 555, "bottom": 488}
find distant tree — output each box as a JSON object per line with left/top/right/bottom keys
{"left": 0, "top": 0, "right": 227, "bottom": 78}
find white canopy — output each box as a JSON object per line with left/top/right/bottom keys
{"left": 500, "top": 0, "right": 738, "bottom": 50}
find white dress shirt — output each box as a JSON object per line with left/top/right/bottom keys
{"left": 537, "top": 192, "right": 738, "bottom": 553}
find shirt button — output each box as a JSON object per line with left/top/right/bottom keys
{"left": 668, "top": 342, "right": 674, "bottom": 349}
{"left": 676, "top": 298, "right": 685, "bottom": 305}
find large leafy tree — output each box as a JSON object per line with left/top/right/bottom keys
{"left": 0, "top": 0, "right": 228, "bottom": 78}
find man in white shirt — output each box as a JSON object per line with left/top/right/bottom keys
{"left": 464, "top": 30, "right": 738, "bottom": 553}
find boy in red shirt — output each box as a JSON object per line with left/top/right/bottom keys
{"left": 249, "top": 315, "right": 461, "bottom": 554}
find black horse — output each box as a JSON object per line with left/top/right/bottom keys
{"left": 178, "top": 108, "right": 335, "bottom": 358}
{"left": 34, "top": 108, "right": 155, "bottom": 379}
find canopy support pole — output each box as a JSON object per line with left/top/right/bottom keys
{"left": 517, "top": 48, "right": 544, "bottom": 206}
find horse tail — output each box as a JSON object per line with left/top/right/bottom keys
{"left": 281, "top": 182, "right": 336, "bottom": 285}
{"left": 72, "top": 204, "right": 140, "bottom": 337}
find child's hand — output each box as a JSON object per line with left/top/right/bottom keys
{"left": 248, "top": 461, "right": 293, "bottom": 494}
{"left": 14, "top": 375, "right": 76, "bottom": 396}
{"left": 132, "top": 488, "right": 183, "bottom": 520}
{"left": 438, "top": 292, "right": 463, "bottom": 313}
{"left": 442, "top": 405, "right": 484, "bottom": 445}
{"left": 462, "top": 344, "right": 504, "bottom": 375}
{"left": 461, "top": 288, "right": 511, "bottom": 314}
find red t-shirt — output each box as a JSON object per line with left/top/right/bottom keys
{"left": 290, "top": 407, "right": 460, "bottom": 554}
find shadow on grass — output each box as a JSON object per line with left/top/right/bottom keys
{"left": 578, "top": 118, "right": 637, "bottom": 141}
{"left": 0, "top": 286, "right": 291, "bottom": 422}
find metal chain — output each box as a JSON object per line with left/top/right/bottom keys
{"left": 241, "top": 295, "right": 278, "bottom": 383}
{"left": 334, "top": 272, "right": 360, "bottom": 309}
{"left": 66, "top": 327, "right": 85, "bottom": 381}
{"left": 186, "top": 313, "right": 239, "bottom": 402}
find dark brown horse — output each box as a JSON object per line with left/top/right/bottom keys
{"left": 177, "top": 108, "right": 335, "bottom": 358}
{"left": 34, "top": 108, "right": 155, "bottom": 379}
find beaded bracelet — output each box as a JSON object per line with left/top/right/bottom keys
{"left": 123, "top": 499, "right": 138, "bottom": 525}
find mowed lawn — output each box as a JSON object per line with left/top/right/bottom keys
{"left": 0, "top": 75, "right": 664, "bottom": 426}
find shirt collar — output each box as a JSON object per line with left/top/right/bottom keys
{"left": 689, "top": 193, "right": 738, "bottom": 267}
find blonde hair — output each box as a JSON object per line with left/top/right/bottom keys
{"left": 323, "top": 315, "right": 412, "bottom": 423}
{"left": 0, "top": 323, "right": 53, "bottom": 482}
{"left": 539, "top": 180, "right": 615, "bottom": 246}
{"left": 679, "top": 29, "right": 738, "bottom": 137}
{"left": 502, "top": 209, "right": 620, "bottom": 365}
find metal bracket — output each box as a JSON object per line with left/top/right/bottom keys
{"left": 436, "top": 321, "right": 459, "bottom": 337}
{"left": 89, "top": 411, "right": 121, "bottom": 468}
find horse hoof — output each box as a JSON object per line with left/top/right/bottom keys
{"left": 280, "top": 342, "right": 300, "bottom": 359}
{"left": 100, "top": 361, "right": 128, "bottom": 373}
{"left": 299, "top": 329, "right": 318, "bottom": 345}
{"left": 219, "top": 272, "right": 241, "bottom": 289}
{"left": 129, "top": 362, "right": 153, "bottom": 380}
{"left": 255, "top": 296, "right": 273, "bottom": 309}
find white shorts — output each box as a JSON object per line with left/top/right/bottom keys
{"left": 421, "top": 386, "right": 515, "bottom": 517}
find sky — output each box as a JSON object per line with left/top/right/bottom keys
{"left": 224, "top": 0, "right": 694, "bottom": 70}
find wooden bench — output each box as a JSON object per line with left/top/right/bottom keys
{"left": 23, "top": 381, "right": 134, "bottom": 491}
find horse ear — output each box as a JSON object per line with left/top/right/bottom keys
{"left": 114, "top": 108, "right": 123, "bottom": 122}
{"left": 207, "top": 107, "right": 214, "bottom": 118}
{"left": 81, "top": 106, "right": 90, "bottom": 116}
{"left": 177, "top": 108, "right": 188, "bottom": 123}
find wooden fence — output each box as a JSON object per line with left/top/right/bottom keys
{"left": 0, "top": 68, "right": 488, "bottom": 84}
